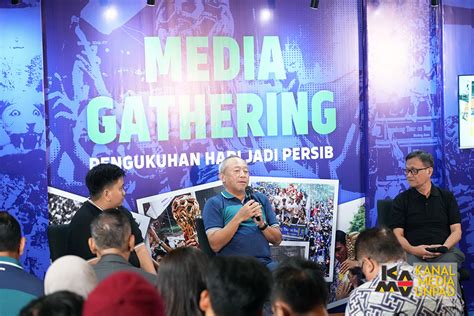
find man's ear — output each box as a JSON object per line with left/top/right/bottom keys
{"left": 128, "top": 234, "right": 135, "bottom": 252}
{"left": 19, "top": 237, "right": 26, "bottom": 256}
{"left": 88, "top": 237, "right": 97, "bottom": 254}
{"left": 364, "top": 258, "right": 379, "bottom": 281}
{"left": 199, "top": 290, "right": 211, "bottom": 313}
{"left": 103, "top": 188, "right": 111, "bottom": 202}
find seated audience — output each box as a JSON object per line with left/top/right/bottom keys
{"left": 0, "top": 211, "right": 43, "bottom": 316}
{"left": 44, "top": 255, "right": 97, "bottom": 298}
{"left": 272, "top": 257, "right": 328, "bottom": 316}
{"left": 67, "top": 163, "right": 155, "bottom": 274}
{"left": 83, "top": 271, "right": 165, "bottom": 316}
{"left": 157, "top": 247, "right": 209, "bottom": 316}
{"left": 89, "top": 209, "right": 156, "bottom": 285}
{"left": 20, "top": 290, "right": 83, "bottom": 316}
{"left": 199, "top": 256, "right": 271, "bottom": 316}
{"left": 346, "top": 227, "right": 464, "bottom": 315}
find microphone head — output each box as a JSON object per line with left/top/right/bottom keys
{"left": 245, "top": 186, "right": 254, "bottom": 196}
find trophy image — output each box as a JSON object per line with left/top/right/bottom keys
{"left": 171, "top": 195, "right": 201, "bottom": 244}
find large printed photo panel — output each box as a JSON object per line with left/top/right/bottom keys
{"left": 136, "top": 181, "right": 224, "bottom": 262}
{"left": 250, "top": 177, "right": 339, "bottom": 281}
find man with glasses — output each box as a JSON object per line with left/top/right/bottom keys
{"left": 346, "top": 228, "right": 463, "bottom": 315}
{"left": 202, "top": 155, "right": 282, "bottom": 268}
{"left": 389, "top": 150, "right": 464, "bottom": 266}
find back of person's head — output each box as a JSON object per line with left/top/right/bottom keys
{"left": 20, "top": 290, "right": 84, "bottom": 316}
{"left": 204, "top": 256, "right": 271, "bottom": 316}
{"left": 157, "top": 247, "right": 209, "bottom": 316}
{"left": 272, "top": 257, "right": 328, "bottom": 315}
{"left": 0, "top": 211, "right": 22, "bottom": 254}
{"left": 90, "top": 209, "right": 131, "bottom": 251}
{"left": 84, "top": 271, "right": 165, "bottom": 316}
{"left": 405, "top": 150, "right": 434, "bottom": 167}
{"left": 355, "top": 227, "right": 405, "bottom": 264}
{"left": 85, "top": 163, "right": 125, "bottom": 199}
{"left": 44, "top": 255, "right": 98, "bottom": 298}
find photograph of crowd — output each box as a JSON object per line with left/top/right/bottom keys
{"left": 48, "top": 188, "right": 86, "bottom": 225}
{"left": 251, "top": 177, "right": 339, "bottom": 281}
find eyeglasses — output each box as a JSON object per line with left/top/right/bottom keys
{"left": 404, "top": 167, "right": 430, "bottom": 175}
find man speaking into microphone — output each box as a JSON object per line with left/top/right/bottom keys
{"left": 202, "top": 155, "right": 282, "bottom": 268}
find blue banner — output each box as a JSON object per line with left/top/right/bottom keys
{"left": 43, "top": 0, "right": 363, "bottom": 210}
{"left": 0, "top": 1, "right": 49, "bottom": 278}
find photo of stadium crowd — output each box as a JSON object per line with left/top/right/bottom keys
{"left": 251, "top": 177, "right": 338, "bottom": 279}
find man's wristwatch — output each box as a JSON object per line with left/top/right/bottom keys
{"left": 258, "top": 223, "right": 268, "bottom": 231}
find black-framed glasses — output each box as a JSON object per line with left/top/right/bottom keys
{"left": 404, "top": 167, "right": 430, "bottom": 175}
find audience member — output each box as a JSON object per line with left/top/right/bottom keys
{"left": 390, "top": 150, "right": 464, "bottom": 265}
{"left": 272, "top": 257, "right": 328, "bottom": 316}
{"left": 157, "top": 247, "right": 209, "bottom": 316}
{"left": 89, "top": 209, "right": 156, "bottom": 285}
{"left": 83, "top": 271, "right": 165, "bottom": 316}
{"left": 202, "top": 155, "right": 281, "bottom": 268}
{"left": 20, "top": 290, "right": 83, "bottom": 316}
{"left": 0, "top": 211, "right": 43, "bottom": 316}
{"left": 44, "top": 255, "right": 97, "bottom": 299}
{"left": 346, "top": 227, "right": 464, "bottom": 315}
{"left": 199, "top": 256, "right": 271, "bottom": 316}
{"left": 67, "top": 163, "right": 155, "bottom": 273}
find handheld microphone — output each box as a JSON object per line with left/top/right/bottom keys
{"left": 245, "top": 186, "right": 261, "bottom": 222}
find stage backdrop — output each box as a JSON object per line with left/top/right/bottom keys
{"left": 442, "top": 0, "right": 474, "bottom": 310}
{"left": 43, "top": 0, "right": 363, "bottom": 207}
{"left": 364, "top": 0, "right": 474, "bottom": 311}
{"left": 0, "top": 0, "right": 49, "bottom": 278}
{"left": 366, "top": 0, "right": 444, "bottom": 226}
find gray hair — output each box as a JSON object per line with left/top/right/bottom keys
{"left": 405, "top": 150, "right": 434, "bottom": 168}
{"left": 218, "top": 155, "right": 246, "bottom": 174}
{"left": 90, "top": 209, "right": 131, "bottom": 251}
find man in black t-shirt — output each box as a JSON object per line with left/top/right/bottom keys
{"left": 389, "top": 150, "right": 464, "bottom": 265}
{"left": 67, "top": 163, "right": 156, "bottom": 274}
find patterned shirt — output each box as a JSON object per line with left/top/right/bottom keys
{"left": 346, "top": 261, "right": 463, "bottom": 315}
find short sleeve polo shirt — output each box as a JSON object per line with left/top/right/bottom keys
{"left": 389, "top": 184, "right": 461, "bottom": 246}
{"left": 202, "top": 190, "right": 278, "bottom": 264}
